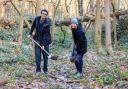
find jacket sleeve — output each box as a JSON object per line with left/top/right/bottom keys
{"left": 29, "top": 17, "right": 36, "bottom": 35}
{"left": 76, "top": 31, "right": 87, "bottom": 54}
{"left": 76, "top": 31, "right": 84, "bottom": 53}
{"left": 77, "top": 31, "right": 84, "bottom": 42}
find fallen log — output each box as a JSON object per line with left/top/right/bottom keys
{"left": 111, "top": 10, "right": 128, "bottom": 17}
{"left": 55, "top": 10, "right": 128, "bottom": 26}
{"left": 0, "top": 18, "right": 16, "bottom": 29}
{"left": 0, "top": 18, "right": 32, "bottom": 29}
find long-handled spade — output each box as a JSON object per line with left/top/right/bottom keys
{"left": 29, "top": 37, "right": 58, "bottom": 60}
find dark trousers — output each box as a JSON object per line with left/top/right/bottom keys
{"left": 75, "top": 55, "right": 83, "bottom": 73}
{"left": 35, "top": 43, "right": 49, "bottom": 72}
{"left": 70, "top": 48, "right": 84, "bottom": 73}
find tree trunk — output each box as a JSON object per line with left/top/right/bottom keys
{"left": 51, "top": 0, "right": 61, "bottom": 42}
{"left": 104, "top": 0, "right": 113, "bottom": 55}
{"left": 95, "top": 0, "right": 102, "bottom": 53}
{"left": 0, "top": 4, "right": 5, "bottom": 18}
{"left": 10, "top": 0, "right": 31, "bottom": 29}
{"left": 77, "top": 0, "right": 83, "bottom": 16}
{"left": 112, "top": 0, "right": 120, "bottom": 49}
{"left": 89, "top": 0, "right": 94, "bottom": 14}
{"left": 18, "top": 1, "right": 24, "bottom": 47}
{"left": 113, "top": 16, "right": 118, "bottom": 48}
{"left": 32, "top": 1, "right": 36, "bottom": 15}
{"left": 35, "top": 0, "right": 41, "bottom": 16}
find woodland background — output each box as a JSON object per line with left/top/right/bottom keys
{"left": 0, "top": 0, "right": 128, "bottom": 88}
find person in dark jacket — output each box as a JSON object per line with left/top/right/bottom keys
{"left": 70, "top": 17, "right": 87, "bottom": 78}
{"left": 27, "top": 9, "right": 52, "bottom": 74}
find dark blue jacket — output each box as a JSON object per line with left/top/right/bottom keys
{"left": 72, "top": 23, "right": 87, "bottom": 55}
{"left": 29, "top": 16, "right": 52, "bottom": 46}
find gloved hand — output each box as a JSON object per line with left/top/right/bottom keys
{"left": 27, "top": 34, "right": 31, "bottom": 39}
{"left": 41, "top": 45, "right": 44, "bottom": 50}
{"left": 70, "top": 49, "right": 77, "bottom": 63}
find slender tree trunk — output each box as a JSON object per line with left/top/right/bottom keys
{"left": 104, "top": 0, "right": 113, "bottom": 55}
{"left": 95, "top": 0, "right": 102, "bottom": 53}
{"left": 18, "top": 1, "right": 24, "bottom": 47}
{"left": 90, "top": 0, "right": 94, "bottom": 14}
{"left": 10, "top": 0, "right": 31, "bottom": 29}
{"left": 32, "top": 2, "right": 36, "bottom": 15}
{"left": 77, "top": 0, "right": 83, "bottom": 16}
{"left": 114, "top": 0, "right": 120, "bottom": 48}
{"left": 0, "top": 4, "right": 5, "bottom": 18}
{"left": 51, "top": 0, "right": 61, "bottom": 42}
{"left": 113, "top": 17, "right": 118, "bottom": 48}
{"left": 18, "top": 15, "right": 23, "bottom": 46}
{"left": 112, "top": 0, "right": 120, "bottom": 49}
{"left": 35, "top": 0, "right": 41, "bottom": 16}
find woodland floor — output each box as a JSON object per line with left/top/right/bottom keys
{"left": 0, "top": 44, "right": 128, "bottom": 89}
{"left": 0, "top": 28, "right": 128, "bottom": 89}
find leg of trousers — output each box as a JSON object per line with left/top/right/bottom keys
{"left": 75, "top": 55, "right": 83, "bottom": 73}
{"left": 42, "top": 45, "right": 49, "bottom": 72}
{"left": 35, "top": 44, "right": 41, "bottom": 71}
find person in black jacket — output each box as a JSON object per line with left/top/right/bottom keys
{"left": 70, "top": 17, "right": 87, "bottom": 78}
{"left": 27, "top": 9, "right": 52, "bottom": 74}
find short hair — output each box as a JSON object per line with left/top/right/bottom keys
{"left": 41, "top": 9, "right": 48, "bottom": 15}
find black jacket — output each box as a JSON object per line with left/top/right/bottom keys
{"left": 29, "top": 16, "right": 52, "bottom": 46}
{"left": 72, "top": 23, "right": 87, "bottom": 55}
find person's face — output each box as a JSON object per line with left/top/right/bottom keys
{"left": 71, "top": 23, "right": 78, "bottom": 30}
{"left": 41, "top": 11, "right": 48, "bottom": 20}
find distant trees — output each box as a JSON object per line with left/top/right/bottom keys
{"left": 0, "top": 0, "right": 128, "bottom": 55}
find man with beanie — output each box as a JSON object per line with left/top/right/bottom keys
{"left": 70, "top": 17, "right": 87, "bottom": 78}
{"left": 27, "top": 9, "right": 52, "bottom": 75}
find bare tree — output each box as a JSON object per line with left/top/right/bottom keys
{"left": 95, "top": 0, "right": 102, "bottom": 53}
{"left": 111, "top": 0, "right": 120, "bottom": 49}
{"left": 77, "top": 0, "right": 83, "bottom": 16}
{"left": 51, "top": 0, "right": 61, "bottom": 41}
{"left": 35, "top": 0, "right": 41, "bottom": 16}
{"left": 0, "top": 2, "right": 5, "bottom": 18}
{"left": 104, "top": 0, "right": 113, "bottom": 54}
{"left": 18, "top": 0, "right": 24, "bottom": 47}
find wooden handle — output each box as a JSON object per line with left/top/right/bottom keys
{"left": 29, "top": 37, "right": 50, "bottom": 55}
